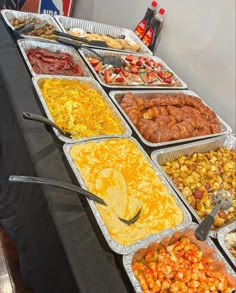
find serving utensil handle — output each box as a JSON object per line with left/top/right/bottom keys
{"left": 194, "top": 202, "right": 222, "bottom": 241}
{"left": 53, "top": 30, "right": 90, "bottom": 44}
{"left": 9, "top": 175, "right": 107, "bottom": 206}
{"left": 23, "top": 112, "right": 62, "bottom": 134}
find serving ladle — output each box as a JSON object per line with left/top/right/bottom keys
{"left": 9, "top": 175, "right": 141, "bottom": 225}
{"left": 23, "top": 112, "right": 72, "bottom": 138}
{"left": 195, "top": 190, "right": 233, "bottom": 241}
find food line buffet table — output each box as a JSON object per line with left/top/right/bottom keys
{"left": 0, "top": 17, "right": 132, "bottom": 293}
{"left": 0, "top": 11, "right": 235, "bottom": 293}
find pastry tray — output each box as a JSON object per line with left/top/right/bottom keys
{"left": 151, "top": 134, "right": 236, "bottom": 238}
{"left": 79, "top": 48, "right": 188, "bottom": 89}
{"left": 32, "top": 75, "right": 132, "bottom": 143}
{"left": 218, "top": 221, "right": 236, "bottom": 266}
{"left": 17, "top": 39, "right": 92, "bottom": 77}
{"left": 63, "top": 136, "right": 192, "bottom": 254}
{"left": 109, "top": 90, "right": 232, "bottom": 147}
{"left": 54, "top": 15, "right": 153, "bottom": 55}
{"left": 123, "top": 222, "right": 236, "bottom": 293}
{"left": 1, "top": 9, "right": 62, "bottom": 42}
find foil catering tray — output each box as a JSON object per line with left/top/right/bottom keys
{"left": 17, "top": 39, "right": 92, "bottom": 77}
{"left": 218, "top": 221, "right": 236, "bottom": 267}
{"left": 151, "top": 134, "right": 236, "bottom": 238}
{"left": 54, "top": 15, "right": 153, "bottom": 55}
{"left": 32, "top": 75, "right": 132, "bottom": 143}
{"left": 79, "top": 48, "right": 187, "bottom": 89}
{"left": 109, "top": 90, "right": 232, "bottom": 147}
{"left": 123, "top": 222, "right": 236, "bottom": 293}
{"left": 63, "top": 137, "right": 192, "bottom": 254}
{"left": 1, "top": 9, "right": 62, "bottom": 42}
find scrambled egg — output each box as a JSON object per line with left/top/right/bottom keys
{"left": 40, "top": 79, "right": 123, "bottom": 138}
{"left": 70, "top": 138, "right": 184, "bottom": 245}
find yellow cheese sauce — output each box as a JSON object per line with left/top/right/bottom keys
{"left": 40, "top": 79, "right": 124, "bottom": 138}
{"left": 70, "top": 138, "right": 183, "bottom": 245}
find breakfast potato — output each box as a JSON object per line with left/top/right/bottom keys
{"left": 162, "top": 147, "right": 236, "bottom": 229}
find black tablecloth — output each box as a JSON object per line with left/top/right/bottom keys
{"left": 0, "top": 17, "right": 132, "bottom": 293}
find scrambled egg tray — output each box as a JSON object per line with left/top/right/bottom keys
{"left": 40, "top": 79, "right": 124, "bottom": 139}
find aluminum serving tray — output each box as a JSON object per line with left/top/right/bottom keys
{"left": 151, "top": 134, "right": 236, "bottom": 238}
{"left": 17, "top": 39, "right": 92, "bottom": 77}
{"left": 218, "top": 221, "right": 236, "bottom": 266}
{"left": 123, "top": 222, "right": 236, "bottom": 293}
{"left": 54, "top": 15, "right": 153, "bottom": 55}
{"left": 32, "top": 75, "right": 132, "bottom": 143}
{"left": 1, "top": 9, "right": 62, "bottom": 42}
{"left": 79, "top": 48, "right": 188, "bottom": 89}
{"left": 63, "top": 136, "right": 192, "bottom": 254}
{"left": 109, "top": 90, "right": 232, "bottom": 148}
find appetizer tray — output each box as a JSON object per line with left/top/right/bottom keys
{"left": 54, "top": 15, "right": 153, "bottom": 55}
{"left": 218, "top": 221, "right": 236, "bottom": 266}
{"left": 79, "top": 48, "right": 188, "bottom": 89}
{"left": 123, "top": 223, "right": 236, "bottom": 293}
{"left": 63, "top": 137, "right": 192, "bottom": 254}
{"left": 1, "top": 9, "right": 62, "bottom": 42}
{"left": 109, "top": 90, "right": 232, "bottom": 148}
{"left": 17, "top": 39, "right": 92, "bottom": 77}
{"left": 151, "top": 134, "right": 236, "bottom": 238}
{"left": 32, "top": 75, "right": 132, "bottom": 143}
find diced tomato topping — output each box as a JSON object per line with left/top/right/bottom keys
{"left": 163, "top": 77, "right": 172, "bottom": 84}
{"left": 145, "top": 60, "right": 152, "bottom": 67}
{"left": 104, "top": 69, "right": 113, "bottom": 83}
{"left": 114, "top": 67, "right": 122, "bottom": 74}
{"left": 114, "top": 76, "right": 124, "bottom": 82}
{"left": 157, "top": 71, "right": 164, "bottom": 79}
{"left": 153, "top": 62, "right": 162, "bottom": 68}
{"left": 131, "top": 66, "right": 139, "bottom": 74}
{"left": 139, "top": 56, "right": 147, "bottom": 61}
{"left": 125, "top": 54, "right": 134, "bottom": 62}
{"left": 122, "top": 70, "right": 130, "bottom": 77}
{"left": 136, "top": 60, "right": 142, "bottom": 66}
{"left": 88, "top": 57, "right": 100, "bottom": 67}
{"left": 163, "top": 71, "right": 173, "bottom": 79}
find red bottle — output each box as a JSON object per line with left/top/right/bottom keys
{"left": 134, "top": 1, "right": 158, "bottom": 39}
{"left": 142, "top": 8, "right": 165, "bottom": 52}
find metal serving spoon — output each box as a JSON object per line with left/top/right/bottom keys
{"left": 23, "top": 112, "right": 72, "bottom": 138}
{"left": 56, "top": 37, "right": 123, "bottom": 68}
{"left": 195, "top": 190, "right": 233, "bottom": 241}
{"left": 9, "top": 176, "right": 141, "bottom": 225}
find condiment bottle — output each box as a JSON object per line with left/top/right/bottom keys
{"left": 134, "top": 1, "right": 158, "bottom": 39}
{"left": 142, "top": 8, "right": 165, "bottom": 52}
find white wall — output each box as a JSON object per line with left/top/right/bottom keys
{"left": 74, "top": 0, "right": 236, "bottom": 132}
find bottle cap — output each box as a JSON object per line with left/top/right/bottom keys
{"left": 159, "top": 8, "right": 165, "bottom": 15}
{"left": 151, "top": 1, "right": 157, "bottom": 8}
